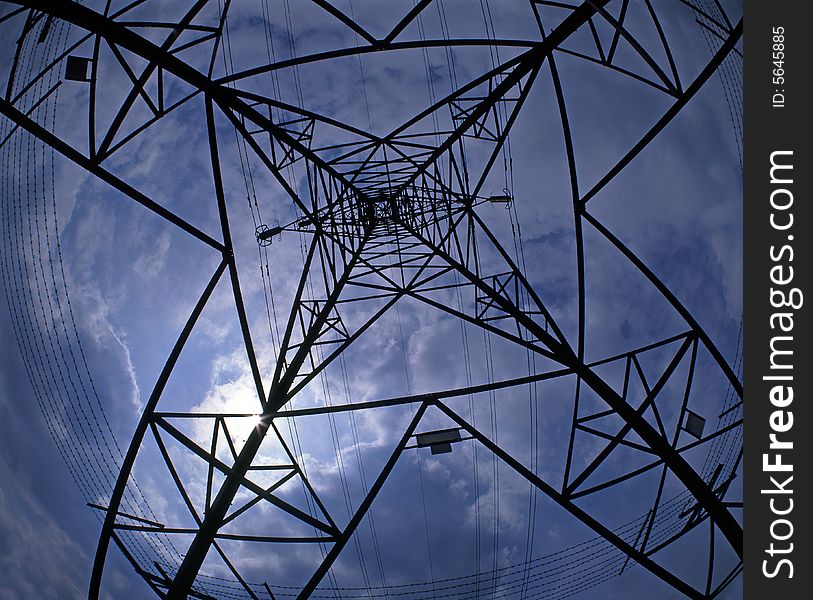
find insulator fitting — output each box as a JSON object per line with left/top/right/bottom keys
{"left": 256, "top": 224, "right": 283, "bottom": 246}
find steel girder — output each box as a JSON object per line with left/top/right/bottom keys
{"left": 0, "top": 1, "right": 743, "bottom": 598}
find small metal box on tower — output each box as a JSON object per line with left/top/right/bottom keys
{"left": 65, "top": 56, "right": 91, "bottom": 82}
{"left": 682, "top": 409, "right": 706, "bottom": 439}
{"left": 415, "top": 428, "right": 462, "bottom": 455}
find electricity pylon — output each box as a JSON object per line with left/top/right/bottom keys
{"left": 0, "top": 1, "right": 743, "bottom": 598}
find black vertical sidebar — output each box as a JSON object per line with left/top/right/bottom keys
{"left": 744, "top": 1, "right": 811, "bottom": 599}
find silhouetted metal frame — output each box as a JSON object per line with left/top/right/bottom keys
{"left": 0, "top": 1, "right": 744, "bottom": 598}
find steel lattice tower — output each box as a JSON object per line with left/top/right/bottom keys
{"left": 0, "top": 1, "right": 743, "bottom": 599}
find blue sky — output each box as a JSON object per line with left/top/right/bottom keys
{"left": 0, "top": 1, "right": 743, "bottom": 598}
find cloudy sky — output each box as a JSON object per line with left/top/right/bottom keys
{"left": 0, "top": 1, "right": 743, "bottom": 598}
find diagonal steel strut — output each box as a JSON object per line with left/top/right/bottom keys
{"left": 163, "top": 96, "right": 373, "bottom": 597}
{"left": 396, "top": 212, "right": 743, "bottom": 560}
